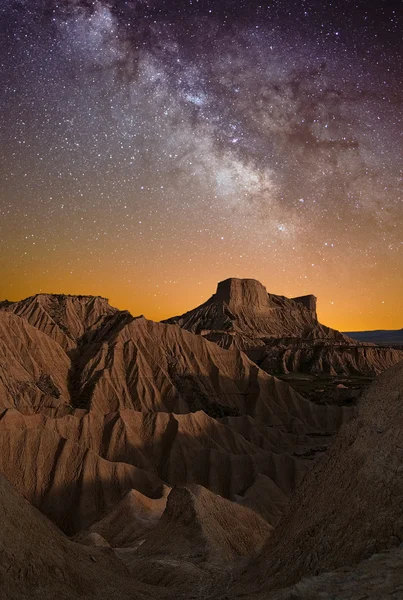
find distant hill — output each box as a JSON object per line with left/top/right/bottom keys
{"left": 165, "top": 277, "right": 403, "bottom": 376}
{"left": 345, "top": 329, "right": 403, "bottom": 345}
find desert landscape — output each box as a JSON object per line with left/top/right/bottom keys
{"left": 0, "top": 279, "right": 403, "bottom": 598}
{"left": 1, "top": 0, "right": 402, "bottom": 597}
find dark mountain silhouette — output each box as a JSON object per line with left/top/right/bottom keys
{"left": 345, "top": 328, "right": 403, "bottom": 345}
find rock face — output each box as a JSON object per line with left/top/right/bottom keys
{"left": 0, "top": 472, "right": 134, "bottom": 600}
{"left": 259, "top": 342, "right": 403, "bottom": 376}
{"left": 0, "top": 412, "right": 164, "bottom": 534}
{"left": 139, "top": 484, "right": 272, "bottom": 562}
{"left": 0, "top": 311, "right": 72, "bottom": 414}
{"left": 1, "top": 290, "right": 403, "bottom": 600}
{"left": 6, "top": 293, "right": 120, "bottom": 350}
{"left": 117, "top": 484, "right": 273, "bottom": 594}
{"left": 166, "top": 278, "right": 340, "bottom": 342}
{"left": 230, "top": 358, "right": 403, "bottom": 597}
{"left": 0, "top": 407, "right": 328, "bottom": 533}
{"left": 0, "top": 293, "right": 351, "bottom": 538}
{"left": 81, "top": 486, "right": 171, "bottom": 548}
{"left": 165, "top": 278, "right": 403, "bottom": 376}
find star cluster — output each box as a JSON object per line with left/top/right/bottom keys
{"left": 0, "top": 0, "right": 402, "bottom": 328}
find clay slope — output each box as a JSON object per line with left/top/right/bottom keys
{"left": 80, "top": 486, "right": 170, "bottom": 548}
{"left": 0, "top": 418, "right": 164, "bottom": 534}
{"left": 165, "top": 278, "right": 403, "bottom": 376}
{"left": 73, "top": 316, "right": 351, "bottom": 431}
{"left": 1, "top": 294, "right": 341, "bottom": 418}
{"left": 232, "top": 358, "right": 403, "bottom": 597}
{"left": 0, "top": 472, "right": 137, "bottom": 600}
{"left": 3, "top": 293, "right": 121, "bottom": 351}
{"left": 0, "top": 293, "right": 351, "bottom": 547}
{"left": 0, "top": 311, "right": 72, "bottom": 415}
{"left": 0, "top": 407, "right": 334, "bottom": 530}
{"left": 119, "top": 485, "right": 272, "bottom": 593}
{"left": 259, "top": 340, "right": 403, "bottom": 376}
{"left": 140, "top": 485, "right": 272, "bottom": 562}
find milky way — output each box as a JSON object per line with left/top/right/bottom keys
{"left": 0, "top": 0, "right": 402, "bottom": 328}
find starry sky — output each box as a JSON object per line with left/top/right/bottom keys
{"left": 1, "top": 0, "right": 402, "bottom": 330}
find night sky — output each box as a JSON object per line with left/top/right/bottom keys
{"left": 1, "top": 0, "right": 402, "bottom": 329}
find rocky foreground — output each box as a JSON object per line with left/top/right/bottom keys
{"left": 0, "top": 287, "right": 402, "bottom": 599}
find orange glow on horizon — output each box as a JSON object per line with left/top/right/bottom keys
{"left": 2, "top": 257, "right": 402, "bottom": 332}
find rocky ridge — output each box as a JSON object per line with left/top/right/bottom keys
{"left": 165, "top": 278, "right": 403, "bottom": 376}
{"left": 1, "top": 290, "right": 403, "bottom": 599}
{"left": 0, "top": 294, "right": 350, "bottom": 537}
{"left": 228, "top": 358, "right": 403, "bottom": 598}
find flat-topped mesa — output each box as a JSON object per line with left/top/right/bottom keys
{"left": 165, "top": 278, "right": 403, "bottom": 375}
{"left": 214, "top": 278, "right": 271, "bottom": 311}
{"left": 164, "top": 278, "right": 337, "bottom": 341}
{"left": 212, "top": 279, "right": 318, "bottom": 319}
{"left": 292, "top": 294, "right": 317, "bottom": 319}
